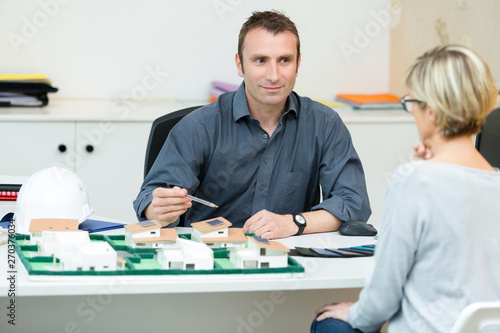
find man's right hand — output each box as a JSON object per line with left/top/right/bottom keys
{"left": 144, "top": 186, "right": 192, "bottom": 225}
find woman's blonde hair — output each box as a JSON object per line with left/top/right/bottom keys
{"left": 404, "top": 44, "right": 498, "bottom": 137}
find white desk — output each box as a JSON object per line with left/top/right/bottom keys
{"left": 0, "top": 227, "right": 376, "bottom": 333}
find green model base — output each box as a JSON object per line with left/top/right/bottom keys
{"left": 15, "top": 234, "right": 304, "bottom": 276}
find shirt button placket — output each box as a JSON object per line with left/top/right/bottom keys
{"left": 252, "top": 132, "right": 272, "bottom": 213}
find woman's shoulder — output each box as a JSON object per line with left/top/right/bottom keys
{"left": 390, "top": 160, "right": 427, "bottom": 184}
{"left": 390, "top": 159, "right": 500, "bottom": 189}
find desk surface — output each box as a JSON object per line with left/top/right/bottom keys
{"left": 0, "top": 226, "right": 376, "bottom": 297}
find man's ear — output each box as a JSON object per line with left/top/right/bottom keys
{"left": 235, "top": 53, "right": 244, "bottom": 77}
{"left": 296, "top": 53, "right": 301, "bottom": 76}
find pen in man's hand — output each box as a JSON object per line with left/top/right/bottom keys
{"left": 186, "top": 194, "right": 219, "bottom": 208}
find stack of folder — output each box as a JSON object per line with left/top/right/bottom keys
{"left": 335, "top": 93, "right": 402, "bottom": 110}
{"left": 0, "top": 184, "right": 21, "bottom": 201}
{"left": 0, "top": 183, "right": 21, "bottom": 229}
{"left": 208, "top": 81, "right": 239, "bottom": 103}
{"left": 0, "top": 74, "right": 58, "bottom": 107}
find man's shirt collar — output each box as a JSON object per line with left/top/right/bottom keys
{"left": 232, "top": 82, "right": 298, "bottom": 122}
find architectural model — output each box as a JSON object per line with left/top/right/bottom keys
{"left": 124, "top": 220, "right": 178, "bottom": 249}
{"left": 59, "top": 241, "right": 117, "bottom": 271}
{"left": 18, "top": 217, "right": 299, "bottom": 275}
{"left": 229, "top": 236, "right": 289, "bottom": 269}
{"left": 38, "top": 230, "right": 117, "bottom": 272}
{"left": 191, "top": 217, "right": 247, "bottom": 249}
{"left": 39, "top": 230, "right": 90, "bottom": 257}
{"left": 157, "top": 238, "right": 214, "bottom": 270}
{"left": 29, "top": 218, "right": 79, "bottom": 245}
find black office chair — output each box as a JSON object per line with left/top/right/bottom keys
{"left": 475, "top": 107, "right": 500, "bottom": 168}
{"left": 144, "top": 105, "right": 202, "bottom": 179}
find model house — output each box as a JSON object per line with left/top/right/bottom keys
{"left": 229, "top": 236, "right": 289, "bottom": 269}
{"left": 116, "top": 257, "right": 127, "bottom": 270}
{"left": 157, "top": 238, "right": 214, "bottom": 270}
{"left": 39, "top": 230, "right": 91, "bottom": 257}
{"left": 125, "top": 220, "right": 178, "bottom": 249}
{"left": 29, "top": 218, "right": 79, "bottom": 245}
{"left": 59, "top": 242, "right": 117, "bottom": 271}
{"left": 191, "top": 217, "right": 247, "bottom": 249}
{"left": 37, "top": 229, "right": 118, "bottom": 272}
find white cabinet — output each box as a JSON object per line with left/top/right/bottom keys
{"left": 0, "top": 121, "right": 75, "bottom": 175}
{"left": 75, "top": 121, "right": 151, "bottom": 222}
{"left": 0, "top": 119, "right": 152, "bottom": 222}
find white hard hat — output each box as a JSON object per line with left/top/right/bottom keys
{"left": 14, "top": 167, "right": 93, "bottom": 234}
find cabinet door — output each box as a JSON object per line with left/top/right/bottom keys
{"left": 75, "top": 121, "right": 152, "bottom": 222}
{"left": 0, "top": 121, "right": 75, "bottom": 176}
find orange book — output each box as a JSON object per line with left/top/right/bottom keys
{"left": 336, "top": 94, "right": 402, "bottom": 109}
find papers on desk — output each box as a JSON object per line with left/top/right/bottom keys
{"left": 0, "top": 74, "right": 58, "bottom": 107}
{"left": 0, "top": 93, "right": 44, "bottom": 106}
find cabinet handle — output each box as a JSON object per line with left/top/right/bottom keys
{"left": 86, "top": 145, "right": 94, "bottom": 153}
{"left": 58, "top": 144, "right": 67, "bottom": 153}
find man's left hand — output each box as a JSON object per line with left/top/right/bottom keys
{"left": 242, "top": 210, "right": 297, "bottom": 239}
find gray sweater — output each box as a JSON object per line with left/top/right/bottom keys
{"left": 348, "top": 160, "right": 500, "bottom": 333}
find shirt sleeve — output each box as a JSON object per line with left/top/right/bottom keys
{"left": 133, "top": 116, "right": 208, "bottom": 220}
{"left": 312, "top": 114, "right": 371, "bottom": 222}
{"left": 347, "top": 165, "right": 421, "bottom": 332}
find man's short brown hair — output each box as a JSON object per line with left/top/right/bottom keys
{"left": 238, "top": 10, "right": 300, "bottom": 71}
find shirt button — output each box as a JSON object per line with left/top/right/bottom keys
{"left": 264, "top": 158, "right": 269, "bottom": 164}
{"left": 259, "top": 185, "right": 265, "bottom": 191}
{"left": 262, "top": 134, "right": 268, "bottom": 139}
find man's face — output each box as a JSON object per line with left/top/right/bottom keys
{"left": 236, "top": 28, "right": 301, "bottom": 111}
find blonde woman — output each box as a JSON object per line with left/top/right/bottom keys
{"left": 312, "top": 45, "right": 500, "bottom": 333}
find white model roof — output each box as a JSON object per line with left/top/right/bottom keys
{"left": 42, "top": 230, "right": 90, "bottom": 244}
{"left": 75, "top": 242, "right": 115, "bottom": 255}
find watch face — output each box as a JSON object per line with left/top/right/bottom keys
{"left": 295, "top": 214, "right": 306, "bottom": 225}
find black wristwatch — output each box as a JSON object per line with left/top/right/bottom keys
{"left": 292, "top": 213, "right": 307, "bottom": 236}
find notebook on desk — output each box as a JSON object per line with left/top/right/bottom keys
{"left": 78, "top": 219, "right": 125, "bottom": 233}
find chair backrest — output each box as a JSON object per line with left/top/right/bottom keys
{"left": 476, "top": 107, "right": 500, "bottom": 168}
{"left": 144, "top": 106, "right": 202, "bottom": 178}
{"left": 450, "top": 301, "right": 500, "bottom": 333}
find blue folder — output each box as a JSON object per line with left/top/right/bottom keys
{"left": 78, "top": 219, "right": 125, "bottom": 233}
{"left": 0, "top": 220, "right": 11, "bottom": 229}
{"left": 0, "top": 215, "right": 124, "bottom": 233}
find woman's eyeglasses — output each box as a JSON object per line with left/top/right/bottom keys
{"left": 400, "top": 95, "right": 424, "bottom": 113}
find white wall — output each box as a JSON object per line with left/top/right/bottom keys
{"left": 1, "top": 0, "right": 391, "bottom": 101}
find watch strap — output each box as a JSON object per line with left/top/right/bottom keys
{"left": 293, "top": 213, "right": 306, "bottom": 236}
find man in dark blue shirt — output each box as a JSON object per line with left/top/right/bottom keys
{"left": 134, "top": 10, "right": 371, "bottom": 239}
